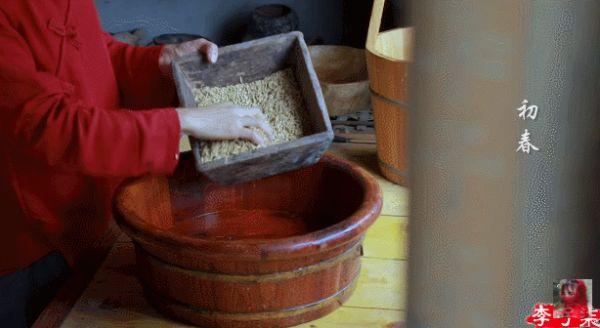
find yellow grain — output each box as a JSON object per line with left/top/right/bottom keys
{"left": 193, "top": 69, "right": 308, "bottom": 163}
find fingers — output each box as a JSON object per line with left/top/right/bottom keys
{"left": 172, "top": 39, "right": 219, "bottom": 64}
{"left": 239, "top": 128, "right": 266, "bottom": 146}
{"left": 190, "top": 38, "right": 218, "bottom": 63}
{"left": 194, "top": 104, "right": 273, "bottom": 144}
{"left": 205, "top": 43, "right": 219, "bottom": 63}
{"left": 240, "top": 115, "right": 274, "bottom": 141}
{"left": 234, "top": 106, "right": 273, "bottom": 140}
{"left": 256, "top": 119, "right": 274, "bottom": 141}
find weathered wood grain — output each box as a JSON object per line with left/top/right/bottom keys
{"left": 173, "top": 31, "right": 333, "bottom": 185}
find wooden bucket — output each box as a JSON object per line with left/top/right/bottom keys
{"left": 366, "top": 0, "right": 413, "bottom": 185}
{"left": 114, "top": 152, "right": 382, "bottom": 328}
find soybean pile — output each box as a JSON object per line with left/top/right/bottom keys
{"left": 193, "top": 69, "right": 309, "bottom": 163}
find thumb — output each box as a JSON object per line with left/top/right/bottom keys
{"left": 199, "top": 42, "right": 218, "bottom": 63}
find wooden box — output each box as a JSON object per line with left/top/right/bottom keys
{"left": 172, "top": 32, "right": 333, "bottom": 185}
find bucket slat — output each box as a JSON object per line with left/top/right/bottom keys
{"left": 136, "top": 243, "right": 361, "bottom": 313}
{"left": 145, "top": 278, "right": 358, "bottom": 328}
{"left": 365, "top": 0, "right": 413, "bottom": 185}
{"left": 114, "top": 153, "right": 382, "bottom": 327}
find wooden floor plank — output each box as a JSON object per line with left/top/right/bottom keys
{"left": 60, "top": 243, "right": 184, "bottom": 328}
{"left": 292, "top": 307, "right": 404, "bottom": 328}
{"left": 32, "top": 224, "right": 121, "bottom": 328}
{"left": 344, "top": 258, "right": 406, "bottom": 311}
{"left": 363, "top": 215, "right": 407, "bottom": 260}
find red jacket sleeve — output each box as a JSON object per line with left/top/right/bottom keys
{"left": 0, "top": 14, "right": 180, "bottom": 177}
{"left": 103, "top": 32, "right": 178, "bottom": 109}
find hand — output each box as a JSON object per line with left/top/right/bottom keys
{"left": 159, "top": 38, "right": 218, "bottom": 77}
{"left": 176, "top": 104, "right": 274, "bottom": 146}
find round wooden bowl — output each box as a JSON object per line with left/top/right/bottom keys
{"left": 114, "top": 153, "right": 382, "bottom": 328}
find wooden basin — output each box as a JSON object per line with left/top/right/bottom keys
{"left": 114, "top": 152, "right": 382, "bottom": 327}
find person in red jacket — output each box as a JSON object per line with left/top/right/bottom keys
{"left": 555, "top": 279, "right": 590, "bottom": 319}
{"left": 0, "top": 1, "right": 272, "bottom": 326}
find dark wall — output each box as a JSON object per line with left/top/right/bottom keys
{"left": 94, "top": 0, "right": 344, "bottom": 46}
{"left": 341, "top": 0, "right": 407, "bottom": 48}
